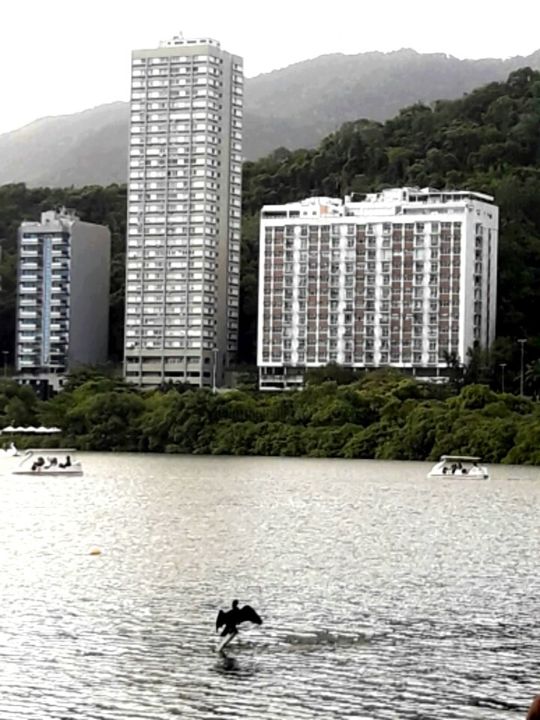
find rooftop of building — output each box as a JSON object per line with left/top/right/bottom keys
{"left": 159, "top": 33, "right": 221, "bottom": 49}
{"left": 20, "top": 208, "right": 79, "bottom": 230}
{"left": 261, "top": 187, "right": 496, "bottom": 219}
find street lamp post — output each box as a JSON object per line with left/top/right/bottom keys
{"left": 499, "top": 363, "right": 507, "bottom": 393}
{"left": 212, "top": 348, "right": 218, "bottom": 394}
{"left": 518, "top": 338, "right": 527, "bottom": 396}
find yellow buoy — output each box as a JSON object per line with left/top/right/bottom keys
{"left": 89, "top": 548, "right": 102, "bottom": 556}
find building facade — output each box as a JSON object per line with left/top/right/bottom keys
{"left": 124, "top": 35, "right": 243, "bottom": 388}
{"left": 16, "top": 209, "right": 111, "bottom": 392}
{"left": 258, "top": 188, "right": 498, "bottom": 390}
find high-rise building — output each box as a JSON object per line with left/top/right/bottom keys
{"left": 16, "top": 209, "right": 111, "bottom": 393}
{"left": 124, "top": 34, "right": 243, "bottom": 388}
{"left": 258, "top": 188, "right": 498, "bottom": 390}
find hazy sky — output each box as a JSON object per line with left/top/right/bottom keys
{"left": 1, "top": 0, "right": 539, "bottom": 134}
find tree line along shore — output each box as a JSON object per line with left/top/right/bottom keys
{"left": 1, "top": 369, "right": 538, "bottom": 464}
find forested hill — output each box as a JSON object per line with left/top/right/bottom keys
{"left": 240, "top": 67, "right": 540, "bottom": 368}
{"left": 1, "top": 68, "right": 540, "bottom": 382}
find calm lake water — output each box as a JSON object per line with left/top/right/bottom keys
{"left": 0, "top": 454, "right": 538, "bottom": 719}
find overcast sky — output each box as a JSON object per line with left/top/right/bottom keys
{"left": 1, "top": 0, "right": 539, "bottom": 134}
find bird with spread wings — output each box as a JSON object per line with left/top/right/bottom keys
{"left": 216, "top": 599, "right": 263, "bottom": 646}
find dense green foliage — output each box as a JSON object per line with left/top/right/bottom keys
{"left": 1, "top": 371, "right": 539, "bottom": 463}
{"left": 1, "top": 69, "right": 540, "bottom": 381}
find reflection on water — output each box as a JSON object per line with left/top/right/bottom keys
{"left": 0, "top": 454, "right": 538, "bottom": 719}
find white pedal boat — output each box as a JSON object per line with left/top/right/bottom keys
{"left": 12, "top": 449, "right": 83, "bottom": 476}
{"left": 427, "top": 455, "right": 489, "bottom": 480}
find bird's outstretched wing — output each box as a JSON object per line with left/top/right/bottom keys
{"left": 239, "top": 605, "right": 263, "bottom": 625}
{"left": 216, "top": 609, "right": 227, "bottom": 632}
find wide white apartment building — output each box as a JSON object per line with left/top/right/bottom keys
{"left": 124, "top": 34, "right": 243, "bottom": 388}
{"left": 16, "top": 209, "right": 111, "bottom": 393}
{"left": 258, "top": 188, "right": 498, "bottom": 390}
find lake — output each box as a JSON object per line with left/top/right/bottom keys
{"left": 0, "top": 454, "right": 538, "bottom": 719}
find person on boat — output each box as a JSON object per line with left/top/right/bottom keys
{"left": 45, "top": 457, "right": 58, "bottom": 469}
{"left": 451, "top": 463, "right": 457, "bottom": 474}
{"left": 59, "top": 456, "right": 72, "bottom": 468}
{"left": 32, "top": 456, "right": 45, "bottom": 472}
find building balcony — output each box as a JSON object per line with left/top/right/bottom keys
{"left": 19, "top": 311, "right": 39, "bottom": 320}
{"left": 18, "top": 359, "right": 38, "bottom": 367}
{"left": 18, "top": 287, "right": 39, "bottom": 296}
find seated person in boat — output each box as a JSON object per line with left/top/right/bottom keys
{"left": 59, "top": 456, "right": 72, "bottom": 468}
{"left": 44, "top": 457, "right": 58, "bottom": 469}
{"left": 32, "top": 456, "right": 45, "bottom": 472}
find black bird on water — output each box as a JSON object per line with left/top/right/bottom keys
{"left": 216, "top": 599, "right": 262, "bottom": 644}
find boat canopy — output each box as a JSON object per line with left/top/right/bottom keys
{"left": 440, "top": 455, "right": 482, "bottom": 462}
{"left": 1, "top": 426, "right": 61, "bottom": 434}
{"left": 22, "top": 448, "right": 76, "bottom": 453}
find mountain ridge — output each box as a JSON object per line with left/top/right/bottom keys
{"left": 1, "top": 48, "right": 540, "bottom": 186}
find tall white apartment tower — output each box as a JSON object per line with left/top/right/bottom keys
{"left": 258, "top": 188, "right": 498, "bottom": 390}
{"left": 124, "top": 35, "right": 243, "bottom": 388}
